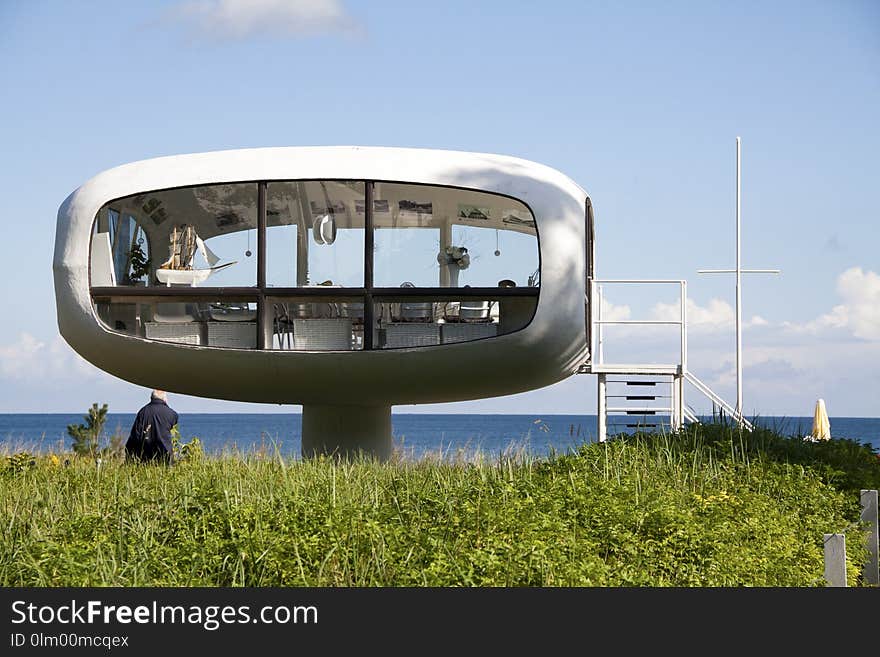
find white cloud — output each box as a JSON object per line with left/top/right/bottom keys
{"left": 651, "top": 297, "right": 765, "bottom": 333}
{"left": 684, "top": 339, "right": 880, "bottom": 417}
{"left": 830, "top": 267, "right": 880, "bottom": 340}
{"left": 681, "top": 298, "right": 733, "bottom": 329}
{"left": 0, "top": 333, "right": 45, "bottom": 379}
{"left": 0, "top": 332, "right": 101, "bottom": 382}
{"left": 783, "top": 267, "right": 880, "bottom": 340}
{"left": 169, "top": 0, "right": 360, "bottom": 40}
{"left": 600, "top": 298, "right": 631, "bottom": 322}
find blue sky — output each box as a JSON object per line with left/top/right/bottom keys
{"left": 0, "top": 0, "right": 877, "bottom": 416}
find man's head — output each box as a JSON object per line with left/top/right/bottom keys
{"left": 151, "top": 389, "right": 168, "bottom": 402}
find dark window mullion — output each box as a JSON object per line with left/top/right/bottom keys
{"left": 363, "top": 181, "right": 375, "bottom": 350}
{"left": 261, "top": 288, "right": 366, "bottom": 297}
{"left": 370, "top": 287, "right": 539, "bottom": 298}
{"left": 90, "top": 287, "right": 260, "bottom": 298}
{"left": 257, "top": 182, "right": 267, "bottom": 348}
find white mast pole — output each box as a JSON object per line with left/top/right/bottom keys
{"left": 699, "top": 136, "right": 779, "bottom": 425}
{"left": 736, "top": 136, "right": 743, "bottom": 414}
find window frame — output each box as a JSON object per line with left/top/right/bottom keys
{"left": 90, "top": 179, "right": 541, "bottom": 350}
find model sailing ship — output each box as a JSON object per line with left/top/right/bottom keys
{"left": 156, "top": 225, "right": 236, "bottom": 286}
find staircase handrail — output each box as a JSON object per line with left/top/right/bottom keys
{"left": 684, "top": 371, "right": 754, "bottom": 431}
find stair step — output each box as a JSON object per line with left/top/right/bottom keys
{"left": 605, "top": 406, "right": 672, "bottom": 415}
{"left": 607, "top": 394, "right": 670, "bottom": 399}
{"left": 607, "top": 379, "right": 671, "bottom": 384}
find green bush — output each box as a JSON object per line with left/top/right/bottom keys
{"left": 3, "top": 452, "right": 36, "bottom": 474}
{"left": 612, "top": 422, "right": 880, "bottom": 496}
{"left": 170, "top": 425, "right": 204, "bottom": 462}
{"left": 66, "top": 403, "right": 108, "bottom": 457}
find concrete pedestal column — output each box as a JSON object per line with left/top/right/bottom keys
{"left": 301, "top": 404, "right": 392, "bottom": 461}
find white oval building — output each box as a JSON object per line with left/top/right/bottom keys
{"left": 53, "top": 146, "right": 595, "bottom": 459}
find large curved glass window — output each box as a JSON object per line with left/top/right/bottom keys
{"left": 91, "top": 180, "right": 539, "bottom": 350}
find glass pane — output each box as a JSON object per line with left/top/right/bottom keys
{"left": 268, "top": 296, "right": 364, "bottom": 351}
{"left": 372, "top": 295, "right": 536, "bottom": 349}
{"left": 91, "top": 183, "right": 258, "bottom": 288}
{"left": 94, "top": 299, "right": 259, "bottom": 349}
{"left": 267, "top": 181, "right": 365, "bottom": 288}
{"left": 91, "top": 209, "right": 152, "bottom": 287}
{"left": 372, "top": 183, "right": 441, "bottom": 287}
{"left": 451, "top": 224, "right": 538, "bottom": 288}
{"left": 372, "top": 183, "right": 538, "bottom": 289}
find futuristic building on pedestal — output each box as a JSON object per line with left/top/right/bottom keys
{"left": 53, "top": 146, "right": 594, "bottom": 459}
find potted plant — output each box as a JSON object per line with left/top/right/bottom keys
{"left": 126, "top": 241, "right": 152, "bottom": 285}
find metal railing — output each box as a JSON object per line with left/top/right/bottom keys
{"left": 684, "top": 371, "right": 754, "bottom": 431}
{"left": 589, "top": 279, "right": 687, "bottom": 372}
{"left": 683, "top": 406, "right": 701, "bottom": 424}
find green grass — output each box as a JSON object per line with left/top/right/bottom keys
{"left": 1, "top": 422, "right": 876, "bottom": 586}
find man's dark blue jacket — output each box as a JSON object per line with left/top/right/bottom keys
{"left": 126, "top": 398, "right": 179, "bottom": 461}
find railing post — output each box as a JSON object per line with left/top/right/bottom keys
{"left": 862, "top": 489, "right": 879, "bottom": 586}
{"left": 670, "top": 376, "right": 678, "bottom": 431}
{"left": 596, "top": 284, "right": 604, "bottom": 365}
{"left": 597, "top": 373, "right": 607, "bottom": 443}
{"left": 671, "top": 374, "right": 683, "bottom": 432}
{"left": 824, "top": 533, "right": 847, "bottom": 587}
{"left": 589, "top": 279, "right": 595, "bottom": 363}
{"left": 680, "top": 280, "right": 687, "bottom": 374}
{"left": 679, "top": 280, "right": 687, "bottom": 429}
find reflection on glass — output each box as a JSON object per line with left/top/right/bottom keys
{"left": 372, "top": 296, "right": 536, "bottom": 349}
{"left": 269, "top": 297, "right": 364, "bottom": 351}
{"left": 91, "top": 211, "right": 152, "bottom": 286}
{"left": 91, "top": 184, "right": 258, "bottom": 288}
{"left": 267, "top": 181, "right": 365, "bottom": 288}
{"left": 95, "top": 299, "right": 258, "bottom": 349}
{"left": 372, "top": 183, "right": 538, "bottom": 289}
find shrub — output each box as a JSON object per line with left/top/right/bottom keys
{"left": 171, "top": 425, "right": 204, "bottom": 462}
{"left": 67, "top": 403, "right": 108, "bottom": 457}
{"left": 4, "top": 452, "right": 36, "bottom": 474}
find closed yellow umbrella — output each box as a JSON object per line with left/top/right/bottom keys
{"left": 811, "top": 398, "right": 831, "bottom": 441}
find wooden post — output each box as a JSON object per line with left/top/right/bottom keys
{"left": 824, "top": 533, "right": 847, "bottom": 587}
{"left": 861, "top": 489, "right": 879, "bottom": 586}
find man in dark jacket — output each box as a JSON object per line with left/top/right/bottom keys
{"left": 126, "top": 389, "right": 179, "bottom": 464}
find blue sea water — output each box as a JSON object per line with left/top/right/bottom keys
{"left": 1, "top": 413, "right": 878, "bottom": 459}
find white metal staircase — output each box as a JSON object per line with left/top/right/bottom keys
{"left": 580, "top": 279, "right": 752, "bottom": 442}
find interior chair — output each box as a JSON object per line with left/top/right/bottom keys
{"left": 459, "top": 299, "right": 492, "bottom": 322}
{"left": 398, "top": 281, "right": 433, "bottom": 322}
